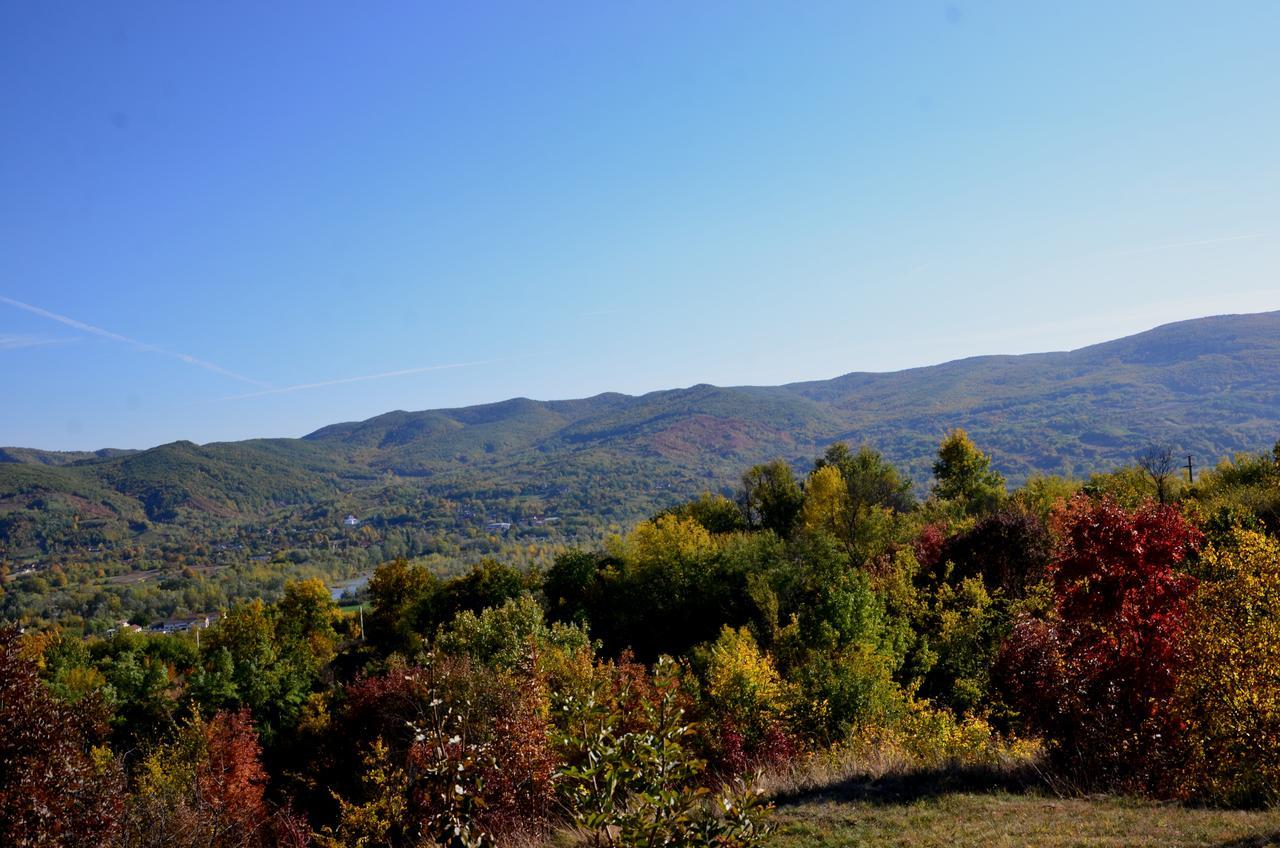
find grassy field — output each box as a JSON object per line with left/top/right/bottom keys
{"left": 767, "top": 779, "right": 1280, "bottom": 848}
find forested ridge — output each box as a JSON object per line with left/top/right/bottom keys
{"left": 3, "top": 311, "right": 1279, "bottom": 625}
{"left": 4, "top": 427, "right": 1280, "bottom": 846}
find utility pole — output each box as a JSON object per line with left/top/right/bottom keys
{"left": 359, "top": 605, "right": 365, "bottom": 641}
{"left": 1185, "top": 454, "right": 1195, "bottom": 484}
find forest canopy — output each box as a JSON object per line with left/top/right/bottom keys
{"left": 4, "top": 431, "right": 1280, "bottom": 846}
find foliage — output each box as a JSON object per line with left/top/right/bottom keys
{"left": 9, "top": 430, "right": 1280, "bottom": 846}
{"left": 122, "top": 708, "right": 307, "bottom": 848}
{"left": 739, "top": 460, "right": 803, "bottom": 536}
{"left": 435, "top": 593, "right": 590, "bottom": 670}
{"left": 555, "top": 656, "right": 773, "bottom": 848}
{"left": 1174, "top": 529, "right": 1280, "bottom": 805}
{"left": 845, "top": 697, "right": 1039, "bottom": 771}
{"left": 799, "top": 465, "right": 848, "bottom": 539}
{"left": 658, "top": 492, "right": 748, "bottom": 534}
{"left": 0, "top": 626, "right": 124, "bottom": 848}
{"left": 699, "top": 626, "right": 797, "bottom": 773}
{"left": 816, "top": 443, "right": 916, "bottom": 514}
{"left": 932, "top": 507, "right": 1054, "bottom": 598}
{"left": 931, "top": 429, "right": 1006, "bottom": 516}
{"left": 915, "top": 576, "right": 1006, "bottom": 715}
{"left": 324, "top": 654, "right": 557, "bottom": 846}
{"left": 996, "top": 496, "right": 1202, "bottom": 791}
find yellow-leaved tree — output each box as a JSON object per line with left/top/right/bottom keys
{"left": 799, "top": 465, "right": 848, "bottom": 538}
{"left": 617, "top": 513, "right": 715, "bottom": 570}
{"left": 705, "top": 625, "right": 787, "bottom": 733}
{"left": 1174, "top": 529, "right": 1280, "bottom": 804}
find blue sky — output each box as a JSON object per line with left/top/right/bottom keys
{"left": 3, "top": 2, "right": 1278, "bottom": 450}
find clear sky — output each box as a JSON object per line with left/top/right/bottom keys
{"left": 3, "top": 2, "right": 1279, "bottom": 450}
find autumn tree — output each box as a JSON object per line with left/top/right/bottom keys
{"left": 799, "top": 465, "right": 848, "bottom": 538}
{"left": 0, "top": 627, "right": 124, "bottom": 848}
{"left": 123, "top": 709, "right": 307, "bottom": 848}
{"left": 996, "top": 496, "right": 1201, "bottom": 791}
{"left": 931, "top": 429, "right": 1005, "bottom": 515}
{"left": 1174, "top": 529, "right": 1280, "bottom": 804}
{"left": 739, "top": 459, "right": 803, "bottom": 536}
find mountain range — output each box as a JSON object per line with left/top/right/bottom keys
{"left": 3, "top": 310, "right": 1279, "bottom": 561}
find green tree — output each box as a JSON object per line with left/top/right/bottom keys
{"left": 274, "top": 577, "right": 339, "bottom": 671}
{"left": 816, "top": 443, "right": 915, "bottom": 515}
{"left": 931, "top": 429, "right": 1005, "bottom": 515}
{"left": 739, "top": 460, "right": 803, "bottom": 536}
{"left": 543, "top": 549, "right": 602, "bottom": 627}
{"left": 367, "top": 558, "right": 438, "bottom": 655}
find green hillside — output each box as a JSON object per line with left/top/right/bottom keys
{"left": 3, "top": 311, "right": 1279, "bottom": 564}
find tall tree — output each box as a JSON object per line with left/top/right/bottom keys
{"left": 739, "top": 460, "right": 803, "bottom": 536}
{"left": 799, "top": 465, "right": 848, "bottom": 538}
{"left": 931, "top": 429, "right": 1005, "bottom": 515}
{"left": 815, "top": 443, "right": 915, "bottom": 515}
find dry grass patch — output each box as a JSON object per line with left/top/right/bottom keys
{"left": 757, "top": 737, "right": 1280, "bottom": 848}
{"left": 766, "top": 791, "right": 1280, "bottom": 848}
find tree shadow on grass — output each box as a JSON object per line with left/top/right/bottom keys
{"left": 1213, "top": 835, "right": 1280, "bottom": 848}
{"left": 772, "top": 762, "right": 1048, "bottom": 808}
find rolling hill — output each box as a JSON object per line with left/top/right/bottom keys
{"left": 3, "top": 310, "right": 1279, "bottom": 562}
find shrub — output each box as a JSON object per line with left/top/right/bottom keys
{"left": 0, "top": 627, "right": 125, "bottom": 848}
{"left": 700, "top": 626, "right": 798, "bottom": 773}
{"left": 848, "top": 698, "right": 1040, "bottom": 772}
{"left": 1174, "top": 530, "right": 1280, "bottom": 805}
{"left": 123, "top": 708, "right": 307, "bottom": 848}
{"left": 324, "top": 653, "right": 556, "bottom": 845}
{"left": 995, "top": 496, "right": 1201, "bottom": 792}
{"left": 555, "top": 657, "right": 773, "bottom": 848}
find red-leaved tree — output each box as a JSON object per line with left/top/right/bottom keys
{"left": 995, "top": 496, "right": 1202, "bottom": 792}
{"left": 0, "top": 626, "right": 125, "bottom": 848}
{"left": 121, "top": 707, "right": 308, "bottom": 848}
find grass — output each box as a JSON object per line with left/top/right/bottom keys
{"left": 767, "top": 791, "right": 1280, "bottom": 847}
{"left": 538, "top": 752, "right": 1280, "bottom": 848}
{"left": 763, "top": 768, "right": 1280, "bottom": 848}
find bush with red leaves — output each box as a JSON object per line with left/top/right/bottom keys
{"left": 995, "top": 496, "right": 1202, "bottom": 792}
{"left": 327, "top": 655, "right": 557, "bottom": 843}
{"left": 0, "top": 626, "right": 125, "bottom": 848}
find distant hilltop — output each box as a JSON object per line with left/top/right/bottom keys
{"left": 3, "top": 309, "right": 1279, "bottom": 559}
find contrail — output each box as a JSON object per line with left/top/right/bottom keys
{"left": 219, "top": 360, "right": 495, "bottom": 401}
{"left": 0, "top": 294, "right": 271, "bottom": 387}
{"left": 1112, "top": 232, "right": 1266, "bottom": 257}
{"left": 0, "top": 333, "right": 67, "bottom": 350}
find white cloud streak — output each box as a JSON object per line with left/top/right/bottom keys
{"left": 219, "top": 360, "right": 494, "bottom": 401}
{"left": 0, "top": 294, "right": 270, "bottom": 387}
{"left": 0, "top": 333, "right": 70, "bottom": 350}
{"left": 1111, "top": 232, "right": 1267, "bottom": 257}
